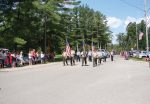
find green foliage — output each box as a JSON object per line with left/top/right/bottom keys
{"left": 14, "top": 37, "right": 27, "bottom": 45}
{"left": 117, "top": 20, "right": 150, "bottom": 51}
{"left": 0, "top": 0, "right": 111, "bottom": 53}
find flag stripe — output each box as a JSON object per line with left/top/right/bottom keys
{"left": 139, "top": 32, "right": 144, "bottom": 40}
{"left": 66, "top": 40, "right": 71, "bottom": 56}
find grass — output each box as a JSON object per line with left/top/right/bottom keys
{"left": 130, "top": 57, "right": 149, "bottom": 62}
{"left": 54, "top": 54, "right": 62, "bottom": 62}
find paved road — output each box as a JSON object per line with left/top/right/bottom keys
{"left": 0, "top": 56, "right": 150, "bottom": 104}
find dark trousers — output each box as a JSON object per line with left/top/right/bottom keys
{"left": 111, "top": 55, "right": 113, "bottom": 61}
{"left": 63, "top": 57, "right": 68, "bottom": 66}
{"left": 93, "top": 57, "right": 97, "bottom": 67}
{"left": 103, "top": 56, "right": 106, "bottom": 62}
{"left": 77, "top": 55, "right": 80, "bottom": 62}
{"left": 70, "top": 57, "right": 75, "bottom": 66}
{"left": 88, "top": 56, "right": 92, "bottom": 62}
{"left": 0, "top": 59, "right": 4, "bottom": 68}
{"left": 98, "top": 57, "right": 102, "bottom": 64}
{"left": 82, "top": 57, "right": 87, "bottom": 66}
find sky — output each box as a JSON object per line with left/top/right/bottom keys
{"left": 80, "top": 0, "right": 150, "bottom": 44}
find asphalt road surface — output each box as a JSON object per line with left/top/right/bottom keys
{"left": 0, "top": 56, "right": 150, "bottom": 104}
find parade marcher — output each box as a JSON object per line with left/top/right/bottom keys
{"left": 102, "top": 51, "right": 107, "bottom": 62}
{"left": 110, "top": 50, "right": 114, "bottom": 61}
{"left": 70, "top": 49, "right": 75, "bottom": 66}
{"left": 92, "top": 49, "right": 98, "bottom": 67}
{"left": 88, "top": 50, "right": 92, "bottom": 62}
{"left": 81, "top": 50, "right": 87, "bottom": 66}
{"left": 97, "top": 50, "right": 103, "bottom": 65}
{"left": 76, "top": 50, "right": 81, "bottom": 62}
{"left": 62, "top": 49, "right": 68, "bottom": 66}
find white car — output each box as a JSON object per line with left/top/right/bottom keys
{"left": 138, "top": 51, "right": 147, "bottom": 58}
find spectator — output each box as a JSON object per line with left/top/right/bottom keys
{"left": 28, "top": 50, "right": 32, "bottom": 65}
{"left": 76, "top": 50, "right": 81, "bottom": 62}
{"left": 40, "top": 51, "right": 45, "bottom": 64}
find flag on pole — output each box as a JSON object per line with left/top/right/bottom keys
{"left": 139, "top": 32, "right": 144, "bottom": 40}
{"left": 66, "top": 40, "right": 71, "bottom": 57}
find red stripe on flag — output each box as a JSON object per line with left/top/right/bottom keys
{"left": 66, "top": 44, "right": 71, "bottom": 57}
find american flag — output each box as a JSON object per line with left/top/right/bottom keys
{"left": 139, "top": 32, "right": 144, "bottom": 40}
{"left": 66, "top": 41, "right": 71, "bottom": 57}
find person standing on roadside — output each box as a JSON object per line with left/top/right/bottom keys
{"left": 0, "top": 50, "right": 5, "bottom": 68}
{"left": 110, "top": 50, "right": 114, "bottom": 61}
{"left": 28, "top": 50, "right": 32, "bottom": 65}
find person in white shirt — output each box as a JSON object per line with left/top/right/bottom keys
{"left": 76, "top": 51, "right": 81, "bottom": 62}
{"left": 70, "top": 49, "right": 75, "bottom": 66}
{"left": 88, "top": 50, "right": 92, "bottom": 62}
{"left": 110, "top": 50, "right": 114, "bottom": 61}
{"left": 28, "top": 50, "right": 32, "bottom": 65}
{"left": 92, "top": 49, "right": 98, "bottom": 67}
{"left": 40, "top": 51, "right": 45, "bottom": 64}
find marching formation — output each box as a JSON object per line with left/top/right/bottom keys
{"left": 62, "top": 46, "right": 114, "bottom": 67}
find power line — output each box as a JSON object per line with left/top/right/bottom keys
{"left": 119, "top": 0, "right": 144, "bottom": 12}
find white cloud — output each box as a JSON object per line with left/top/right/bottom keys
{"left": 124, "top": 16, "right": 150, "bottom": 27}
{"left": 147, "top": 17, "right": 150, "bottom": 27}
{"left": 112, "top": 33, "right": 118, "bottom": 44}
{"left": 107, "top": 17, "right": 122, "bottom": 28}
{"left": 124, "top": 16, "right": 143, "bottom": 26}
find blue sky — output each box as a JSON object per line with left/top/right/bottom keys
{"left": 80, "top": 0, "right": 150, "bottom": 43}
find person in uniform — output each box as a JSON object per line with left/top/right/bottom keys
{"left": 92, "top": 49, "right": 98, "bottom": 67}
{"left": 97, "top": 49, "right": 102, "bottom": 65}
{"left": 62, "top": 49, "right": 68, "bottom": 66}
{"left": 102, "top": 51, "right": 107, "bottom": 62}
{"left": 81, "top": 50, "right": 87, "bottom": 66}
{"left": 70, "top": 48, "right": 75, "bottom": 66}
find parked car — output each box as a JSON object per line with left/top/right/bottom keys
{"left": 145, "top": 51, "right": 150, "bottom": 58}
{"left": 138, "top": 51, "right": 147, "bottom": 58}
{"left": 0, "top": 48, "right": 9, "bottom": 53}
{"left": 132, "top": 50, "right": 140, "bottom": 57}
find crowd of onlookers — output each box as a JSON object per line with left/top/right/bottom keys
{"left": 120, "top": 50, "right": 150, "bottom": 61}
{"left": 0, "top": 48, "right": 55, "bottom": 69}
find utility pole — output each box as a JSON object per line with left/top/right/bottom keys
{"left": 144, "top": 0, "right": 149, "bottom": 51}
{"left": 136, "top": 23, "right": 139, "bottom": 50}
{"left": 44, "top": 15, "right": 47, "bottom": 53}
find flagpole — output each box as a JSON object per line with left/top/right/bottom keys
{"left": 83, "top": 34, "right": 85, "bottom": 52}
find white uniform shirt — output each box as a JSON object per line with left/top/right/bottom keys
{"left": 92, "top": 51, "right": 97, "bottom": 58}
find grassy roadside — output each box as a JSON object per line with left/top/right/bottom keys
{"left": 55, "top": 54, "right": 62, "bottom": 62}
{"left": 129, "top": 57, "right": 149, "bottom": 62}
